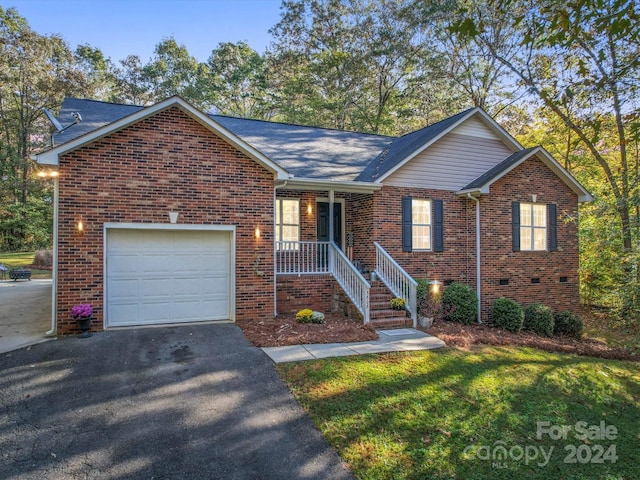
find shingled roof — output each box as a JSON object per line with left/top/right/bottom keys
{"left": 48, "top": 97, "right": 590, "bottom": 200}
{"left": 212, "top": 116, "right": 393, "bottom": 181}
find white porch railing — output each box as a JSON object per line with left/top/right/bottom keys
{"left": 275, "top": 241, "right": 330, "bottom": 274}
{"left": 374, "top": 242, "right": 417, "bottom": 327}
{"left": 329, "top": 243, "right": 371, "bottom": 323}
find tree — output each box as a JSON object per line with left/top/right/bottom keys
{"left": 454, "top": 0, "right": 640, "bottom": 319}
{"left": 0, "top": 6, "right": 84, "bottom": 249}
{"left": 268, "top": 0, "right": 446, "bottom": 134}
{"left": 204, "top": 42, "right": 271, "bottom": 118}
{"left": 141, "top": 37, "right": 209, "bottom": 107}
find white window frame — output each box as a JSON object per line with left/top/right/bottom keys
{"left": 520, "top": 202, "right": 547, "bottom": 251}
{"left": 412, "top": 198, "right": 432, "bottom": 251}
{"left": 276, "top": 198, "right": 300, "bottom": 250}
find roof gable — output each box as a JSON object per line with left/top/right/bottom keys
{"left": 37, "top": 97, "right": 289, "bottom": 180}
{"left": 357, "top": 108, "right": 522, "bottom": 183}
{"left": 458, "top": 146, "right": 593, "bottom": 202}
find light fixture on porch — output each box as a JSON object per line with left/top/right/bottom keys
{"left": 307, "top": 202, "right": 313, "bottom": 215}
{"left": 430, "top": 280, "right": 442, "bottom": 294}
{"left": 76, "top": 219, "right": 85, "bottom": 235}
{"left": 255, "top": 226, "right": 261, "bottom": 239}
{"left": 37, "top": 169, "right": 59, "bottom": 178}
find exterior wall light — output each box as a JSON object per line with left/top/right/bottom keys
{"left": 255, "top": 226, "right": 261, "bottom": 239}
{"left": 77, "top": 220, "right": 84, "bottom": 235}
{"left": 307, "top": 202, "right": 313, "bottom": 215}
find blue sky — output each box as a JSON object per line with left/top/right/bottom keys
{"left": 7, "top": 0, "right": 284, "bottom": 62}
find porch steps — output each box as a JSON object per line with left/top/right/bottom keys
{"left": 368, "top": 281, "right": 413, "bottom": 328}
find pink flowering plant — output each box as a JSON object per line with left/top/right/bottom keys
{"left": 71, "top": 303, "right": 93, "bottom": 319}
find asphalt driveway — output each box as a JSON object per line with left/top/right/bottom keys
{"left": 0, "top": 324, "right": 353, "bottom": 479}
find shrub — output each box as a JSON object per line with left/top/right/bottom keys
{"left": 491, "top": 297, "right": 524, "bottom": 333}
{"left": 419, "top": 295, "right": 455, "bottom": 323}
{"left": 523, "top": 304, "right": 554, "bottom": 337}
{"left": 296, "top": 309, "right": 325, "bottom": 324}
{"left": 390, "top": 297, "right": 406, "bottom": 310}
{"left": 416, "top": 278, "right": 430, "bottom": 303}
{"left": 311, "top": 311, "right": 325, "bottom": 324}
{"left": 553, "top": 311, "right": 583, "bottom": 338}
{"left": 296, "top": 309, "right": 314, "bottom": 323}
{"left": 33, "top": 249, "right": 53, "bottom": 267}
{"left": 441, "top": 282, "right": 477, "bottom": 325}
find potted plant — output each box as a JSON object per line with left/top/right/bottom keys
{"left": 71, "top": 303, "right": 93, "bottom": 338}
{"left": 418, "top": 296, "right": 455, "bottom": 328}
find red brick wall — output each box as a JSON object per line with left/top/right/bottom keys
{"left": 55, "top": 106, "right": 275, "bottom": 334}
{"left": 276, "top": 275, "right": 335, "bottom": 314}
{"left": 479, "top": 156, "right": 580, "bottom": 318}
{"left": 370, "top": 187, "right": 476, "bottom": 285}
{"left": 367, "top": 156, "right": 580, "bottom": 320}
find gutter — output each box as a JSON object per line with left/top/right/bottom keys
{"left": 46, "top": 177, "right": 59, "bottom": 336}
{"left": 466, "top": 193, "right": 482, "bottom": 324}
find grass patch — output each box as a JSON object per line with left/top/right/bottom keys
{"left": 278, "top": 346, "right": 640, "bottom": 479}
{"left": 582, "top": 308, "right": 640, "bottom": 357}
{"left": 0, "top": 251, "right": 52, "bottom": 279}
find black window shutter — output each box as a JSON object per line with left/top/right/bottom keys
{"left": 402, "top": 196, "right": 412, "bottom": 252}
{"left": 433, "top": 199, "right": 444, "bottom": 252}
{"left": 548, "top": 203, "right": 558, "bottom": 251}
{"left": 512, "top": 201, "right": 520, "bottom": 252}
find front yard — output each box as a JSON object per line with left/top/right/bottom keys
{"left": 278, "top": 347, "right": 639, "bottom": 480}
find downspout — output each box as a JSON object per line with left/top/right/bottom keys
{"left": 46, "top": 176, "right": 59, "bottom": 336}
{"left": 273, "top": 180, "right": 288, "bottom": 317}
{"left": 467, "top": 193, "right": 482, "bottom": 324}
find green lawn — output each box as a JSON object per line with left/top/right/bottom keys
{"left": 0, "top": 251, "right": 51, "bottom": 279}
{"left": 278, "top": 347, "right": 639, "bottom": 480}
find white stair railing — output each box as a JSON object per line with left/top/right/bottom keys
{"left": 374, "top": 242, "right": 417, "bottom": 327}
{"left": 329, "top": 242, "right": 370, "bottom": 323}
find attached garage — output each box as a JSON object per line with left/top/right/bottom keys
{"left": 105, "top": 225, "right": 235, "bottom": 328}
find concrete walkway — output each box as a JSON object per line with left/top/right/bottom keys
{"left": 0, "top": 278, "right": 52, "bottom": 354}
{"left": 262, "top": 328, "right": 446, "bottom": 363}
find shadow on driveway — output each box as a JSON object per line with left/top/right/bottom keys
{"left": 0, "top": 324, "right": 353, "bottom": 479}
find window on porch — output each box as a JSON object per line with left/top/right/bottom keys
{"left": 276, "top": 199, "right": 300, "bottom": 250}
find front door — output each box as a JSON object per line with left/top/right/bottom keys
{"left": 317, "top": 202, "right": 343, "bottom": 250}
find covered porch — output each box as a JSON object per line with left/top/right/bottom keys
{"left": 273, "top": 180, "right": 418, "bottom": 326}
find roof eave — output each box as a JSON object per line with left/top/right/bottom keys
{"left": 282, "top": 177, "right": 381, "bottom": 194}
{"left": 35, "top": 96, "right": 289, "bottom": 180}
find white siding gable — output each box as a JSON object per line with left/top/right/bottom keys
{"left": 453, "top": 116, "right": 503, "bottom": 139}
{"left": 385, "top": 129, "right": 515, "bottom": 191}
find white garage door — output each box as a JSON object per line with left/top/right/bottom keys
{"left": 106, "top": 228, "right": 232, "bottom": 327}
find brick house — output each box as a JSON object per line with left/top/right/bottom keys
{"left": 36, "top": 96, "right": 591, "bottom": 335}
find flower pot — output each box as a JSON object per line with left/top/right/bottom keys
{"left": 76, "top": 317, "right": 92, "bottom": 338}
{"left": 418, "top": 316, "right": 434, "bottom": 328}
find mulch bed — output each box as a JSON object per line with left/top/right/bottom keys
{"left": 237, "top": 312, "right": 377, "bottom": 347}
{"left": 423, "top": 321, "right": 639, "bottom": 362}
{"left": 238, "top": 312, "right": 638, "bottom": 362}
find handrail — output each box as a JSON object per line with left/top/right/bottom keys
{"left": 374, "top": 242, "right": 417, "bottom": 327}
{"left": 329, "top": 242, "right": 370, "bottom": 323}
